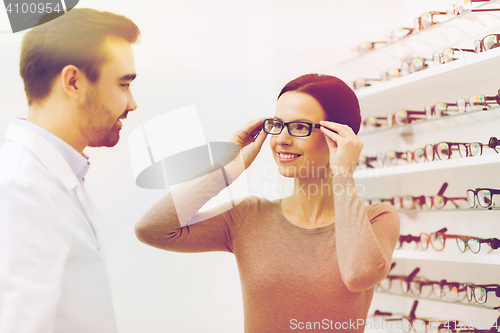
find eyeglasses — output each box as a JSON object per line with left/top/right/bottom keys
{"left": 262, "top": 119, "right": 321, "bottom": 137}
{"left": 401, "top": 277, "right": 442, "bottom": 299}
{"left": 467, "top": 188, "right": 500, "bottom": 208}
{"left": 475, "top": 34, "right": 500, "bottom": 53}
{"left": 378, "top": 267, "right": 420, "bottom": 292}
{"left": 363, "top": 110, "right": 427, "bottom": 129}
{"left": 466, "top": 284, "right": 500, "bottom": 304}
{"left": 419, "top": 228, "right": 448, "bottom": 250}
{"left": 358, "top": 155, "right": 378, "bottom": 168}
{"left": 432, "top": 47, "right": 475, "bottom": 65}
{"left": 386, "top": 140, "right": 494, "bottom": 165}
{"left": 366, "top": 183, "right": 467, "bottom": 211}
{"left": 380, "top": 68, "right": 403, "bottom": 81}
{"left": 385, "top": 27, "right": 415, "bottom": 42}
{"left": 446, "top": 0, "right": 492, "bottom": 17}
{"left": 388, "top": 300, "right": 442, "bottom": 333}
{"left": 414, "top": 11, "right": 448, "bottom": 31}
{"left": 353, "top": 77, "right": 382, "bottom": 90}
{"left": 429, "top": 230, "right": 480, "bottom": 251}
{"left": 415, "top": 4, "right": 500, "bottom": 31}
{"left": 456, "top": 237, "right": 500, "bottom": 253}
{"left": 362, "top": 93, "right": 500, "bottom": 133}
{"left": 353, "top": 41, "right": 386, "bottom": 54}
{"left": 401, "top": 57, "right": 433, "bottom": 75}
{"left": 425, "top": 141, "right": 493, "bottom": 161}
{"left": 398, "top": 227, "right": 499, "bottom": 254}
{"left": 372, "top": 194, "right": 467, "bottom": 211}
{"left": 434, "top": 279, "right": 469, "bottom": 301}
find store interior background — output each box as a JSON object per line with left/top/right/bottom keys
{"left": 1, "top": 0, "right": 499, "bottom": 332}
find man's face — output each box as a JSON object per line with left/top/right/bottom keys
{"left": 79, "top": 36, "right": 137, "bottom": 148}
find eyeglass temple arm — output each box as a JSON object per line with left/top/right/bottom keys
{"left": 315, "top": 124, "right": 338, "bottom": 134}
{"left": 374, "top": 310, "right": 393, "bottom": 316}
{"left": 390, "top": 262, "right": 396, "bottom": 272}
{"left": 406, "top": 268, "right": 420, "bottom": 282}
{"left": 472, "top": 8, "right": 500, "bottom": 12}
{"left": 451, "top": 48, "right": 476, "bottom": 53}
{"left": 405, "top": 110, "right": 427, "bottom": 115}
{"left": 408, "top": 300, "right": 419, "bottom": 321}
{"left": 437, "top": 182, "right": 449, "bottom": 196}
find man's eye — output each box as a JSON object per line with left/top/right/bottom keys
{"left": 121, "top": 84, "right": 130, "bottom": 88}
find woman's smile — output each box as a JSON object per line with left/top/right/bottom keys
{"left": 277, "top": 151, "right": 302, "bottom": 163}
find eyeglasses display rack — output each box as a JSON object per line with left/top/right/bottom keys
{"left": 336, "top": 1, "right": 500, "bottom": 331}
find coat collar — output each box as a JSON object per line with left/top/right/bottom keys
{"left": 6, "top": 122, "right": 80, "bottom": 191}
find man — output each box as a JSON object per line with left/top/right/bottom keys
{"left": 0, "top": 8, "right": 140, "bottom": 332}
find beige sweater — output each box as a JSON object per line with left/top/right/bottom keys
{"left": 136, "top": 170, "right": 400, "bottom": 332}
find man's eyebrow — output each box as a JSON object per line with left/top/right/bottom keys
{"left": 120, "top": 74, "right": 136, "bottom": 81}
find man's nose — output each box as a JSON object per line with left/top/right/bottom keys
{"left": 127, "top": 91, "right": 138, "bottom": 112}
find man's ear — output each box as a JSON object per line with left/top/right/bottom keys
{"left": 60, "top": 65, "right": 87, "bottom": 100}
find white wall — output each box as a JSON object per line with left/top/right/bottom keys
{"left": 1, "top": 1, "right": 498, "bottom": 332}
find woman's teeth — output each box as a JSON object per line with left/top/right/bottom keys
{"left": 279, "top": 153, "right": 300, "bottom": 159}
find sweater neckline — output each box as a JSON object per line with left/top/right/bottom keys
{"left": 272, "top": 198, "right": 335, "bottom": 235}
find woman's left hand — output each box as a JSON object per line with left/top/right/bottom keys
{"left": 319, "top": 120, "right": 364, "bottom": 176}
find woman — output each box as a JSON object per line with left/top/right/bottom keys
{"left": 135, "top": 74, "right": 400, "bottom": 332}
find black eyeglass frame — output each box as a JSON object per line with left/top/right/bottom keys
{"left": 263, "top": 118, "right": 322, "bottom": 137}
{"left": 466, "top": 284, "right": 500, "bottom": 304}
{"left": 467, "top": 188, "right": 500, "bottom": 208}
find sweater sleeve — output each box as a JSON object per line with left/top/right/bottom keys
{"left": 135, "top": 168, "right": 255, "bottom": 253}
{"left": 332, "top": 172, "right": 400, "bottom": 292}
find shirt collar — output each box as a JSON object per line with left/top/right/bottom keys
{"left": 13, "top": 118, "right": 90, "bottom": 182}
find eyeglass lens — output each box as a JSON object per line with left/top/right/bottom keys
{"left": 456, "top": 238, "right": 480, "bottom": 253}
{"left": 483, "top": 34, "right": 499, "bottom": 51}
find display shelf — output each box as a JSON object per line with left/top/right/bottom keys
{"left": 353, "top": 46, "right": 500, "bottom": 115}
{"left": 395, "top": 207, "right": 500, "bottom": 213}
{"left": 358, "top": 106, "right": 500, "bottom": 137}
{"left": 353, "top": 153, "right": 500, "bottom": 179}
{"left": 375, "top": 291, "right": 500, "bottom": 311}
{"left": 338, "top": 0, "right": 500, "bottom": 66}
{"left": 336, "top": 0, "right": 500, "bottom": 89}
{"left": 392, "top": 249, "right": 500, "bottom": 265}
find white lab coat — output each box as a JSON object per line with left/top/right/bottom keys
{"left": 0, "top": 123, "right": 118, "bottom": 333}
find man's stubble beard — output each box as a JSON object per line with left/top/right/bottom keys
{"left": 79, "top": 88, "right": 121, "bottom": 148}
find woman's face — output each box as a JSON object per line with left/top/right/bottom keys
{"left": 270, "top": 91, "right": 330, "bottom": 178}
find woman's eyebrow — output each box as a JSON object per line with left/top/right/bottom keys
{"left": 274, "top": 116, "right": 315, "bottom": 122}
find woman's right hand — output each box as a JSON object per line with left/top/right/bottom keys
{"left": 229, "top": 117, "right": 268, "bottom": 170}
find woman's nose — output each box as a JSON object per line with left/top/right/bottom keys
{"left": 276, "top": 127, "right": 293, "bottom": 145}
